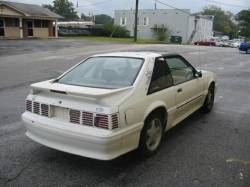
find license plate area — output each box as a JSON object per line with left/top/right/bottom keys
{"left": 51, "top": 106, "right": 70, "bottom": 121}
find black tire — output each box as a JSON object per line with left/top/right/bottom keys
{"left": 202, "top": 84, "right": 215, "bottom": 113}
{"left": 247, "top": 48, "right": 250, "bottom": 54}
{"left": 138, "top": 112, "right": 164, "bottom": 156}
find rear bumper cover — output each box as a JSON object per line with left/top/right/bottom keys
{"left": 22, "top": 112, "right": 143, "bottom": 160}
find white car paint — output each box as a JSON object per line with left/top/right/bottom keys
{"left": 229, "top": 41, "right": 241, "bottom": 48}
{"left": 22, "top": 52, "right": 217, "bottom": 160}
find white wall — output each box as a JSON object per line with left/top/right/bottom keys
{"left": 115, "top": 9, "right": 191, "bottom": 43}
{"left": 192, "top": 17, "right": 213, "bottom": 42}
{"left": 114, "top": 10, "right": 213, "bottom": 44}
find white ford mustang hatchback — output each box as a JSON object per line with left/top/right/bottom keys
{"left": 22, "top": 52, "right": 217, "bottom": 160}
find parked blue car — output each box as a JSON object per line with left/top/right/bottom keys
{"left": 239, "top": 42, "right": 250, "bottom": 54}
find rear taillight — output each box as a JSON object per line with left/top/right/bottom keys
{"left": 111, "top": 114, "right": 119, "bottom": 129}
{"left": 26, "top": 100, "right": 119, "bottom": 130}
{"left": 69, "top": 110, "right": 81, "bottom": 124}
{"left": 70, "top": 111, "right": 119, "bottom": 130}
{"left": 26, "top": 100, "right": 32, "bottom": 112}
{"left": 94, "top": 114, "right": 109, "bottom": 129}
{"left": 33, "top": 102, "right": 40, "bottom": 114}
{"left": 82, "top": 112, "right": 93, "bottom": 126}
{"left": 26, "top": 100, "right": 50, "bottom": 117}
{"left": 41, "top": 104, "right": 49, "bottom": 117}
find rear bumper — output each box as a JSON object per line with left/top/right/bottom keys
{"left": 22, "top": 112, "right": 143, "bottom": 160}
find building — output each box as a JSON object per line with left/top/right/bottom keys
{"left": 114, "top": 9, "right": 214, "bottom": 44}
{"left": 0, "top": 1, "right": 63, "bottom": 39}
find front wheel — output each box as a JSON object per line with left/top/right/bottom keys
{"left": 202, "top": 84, "right": 215, "bottom": 113}
{"left": 139, "top": 113, "right": 163, "bottom": 156}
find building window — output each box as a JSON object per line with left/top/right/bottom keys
{"left": 137, "top": 17, "right": 140, "bottom": 25}
{"left": 42, "top": 20, "right": 48, "bottom": 28}
{"left": 34, "top": 20, "right": 41, "bottom": 27}
{"left": 120, "top": 17, "right": 127, "bottom": 26}
{"left": 143, "top": 17, "right": 149, "bottom": 26}
{"left": 4, "top": 18, "right": 19, "bottom": 27}
{"left": 34, "top": 20, "right": 49, "bottom": 28}
{"left": 0, "top": 19, "right": 4, "bottom": 36}
{"left": 14, "top": 18, "right": 19, "bottom": 27}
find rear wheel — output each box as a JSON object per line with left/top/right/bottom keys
{"left": 202, "top": 84, "right": 215, "bottom": 113}
{"left": 247, "top": 48, "right": 250, "bottom": 54}
{"left": 139, "top": 113, "right": 163, "bottom": 156}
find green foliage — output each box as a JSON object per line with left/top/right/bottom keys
{"left": 42, "top": 4, "right": 54, "bottom": 11}
{"left": 95, "top": 14, "right": 113, "bottom": 24}
{"left": 236, "top": 9, "right": 250, "bottom": 38}
{"left": 63, "top": 36, "right": 161, "bottom": 44}
{"left": 80, "top": 14, "right": 113, "bottom": 24}
{"left": 43, "top": 0, "right": 79, "bottom": 20}
{"left": 198, "top": 5, "right": 237, "bottom": 38}
{"left": 102, "top": 23, "right": 129, "bottom": 38}
{"left": 151, "top": 24, "right": 170, "bottom": 41}
{"left": 80, "top": 13, "right": 92, "bottom": 21}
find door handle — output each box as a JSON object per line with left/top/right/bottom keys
{"left": 177, "top": 88, "right": 182, "bottom": 93}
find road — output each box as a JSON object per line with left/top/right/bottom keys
{"left": 0, "top": 39, "right": 249, "bottom": 187}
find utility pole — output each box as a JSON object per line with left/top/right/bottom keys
{"left": 134, "top": 0, "right": 139, "bottom": 42}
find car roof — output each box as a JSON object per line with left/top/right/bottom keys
{"left": 92, "top": 51, "right": 179, "bottom": 58}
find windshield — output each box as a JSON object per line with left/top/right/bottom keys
{"left": 58, "top": 57, "right": 144, "bottom": 89}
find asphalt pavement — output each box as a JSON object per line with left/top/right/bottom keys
{"left": 0, "top": 39, "right": 249, "bottom": 187}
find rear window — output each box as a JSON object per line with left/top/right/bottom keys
{"left": 58, "top": 57, "right": 144, "bottom": 89}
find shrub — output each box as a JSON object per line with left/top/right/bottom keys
{"left": 151, "top": 24, "right": 170, "bottom": 42}
{"left": 102, "top": 23, "right": 130, "bottom": 38}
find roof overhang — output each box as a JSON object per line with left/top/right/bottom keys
{"left": 0, "top": 2, "right": 63, "bottom": 20}
{"left": 0, "top": 2, "right": 26, "bottom": 16}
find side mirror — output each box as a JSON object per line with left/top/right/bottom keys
{"left": 197, "top": 71, "right": 202, "bottom": 78}
{"left": 195, "top": 71, "right": 202, "bottom": 78}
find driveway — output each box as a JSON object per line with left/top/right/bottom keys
{"left": 0, "top": 39, "right": 249, "bottom": 186}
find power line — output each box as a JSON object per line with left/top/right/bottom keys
{"left": 154, "top": 0, "right": 192, "bottom": 15}
{"left": 203, "top": 0, "right": 250, "bottom": 9}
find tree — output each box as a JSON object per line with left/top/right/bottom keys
{"left": 102, "top": 23, "right": 129, "bottom": 38}
{"left": 43, "top": 0, "right": 79, "bottom": 20}
{"left": 95, "top": 14, "right": 113, "bottom": 24}
{"left": 151, "top": 25, "right": 170, "bottom": 42}
{"left": 197, "top": 6, "right": 238, "bottom": 38}
{"left": 80, "top": 13, "right": 92, "bottom": 21}
{"left": 236, "top": 9, "right": 250, "bottom": 38}
{"left": 42, "top": 4, "right": 54, "bottom": 11}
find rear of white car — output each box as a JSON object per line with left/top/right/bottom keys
{"left": 22, "top": 54, "right": 147, "bottom": 160}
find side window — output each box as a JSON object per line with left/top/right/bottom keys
{"left": 166, "top": 57, "right": 195, "bottom": 85}
{"left": 148, "top": 58, "right": 173, "bottom": 94}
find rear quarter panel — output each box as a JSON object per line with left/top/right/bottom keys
{"left": 117, "top": 56, "right": 176, "bottom": 131}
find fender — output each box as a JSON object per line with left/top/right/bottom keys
{"left": 202, "top": 71, "right": 217, "bottom": 93}
{"left": 143, "top": 100, "right": 168, "bottom": 121}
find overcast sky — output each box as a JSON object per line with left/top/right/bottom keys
{"left": 12, "top": 0, "right": 250, "bottom": 16}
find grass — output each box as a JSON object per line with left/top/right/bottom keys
{"left": 62, "top": 36, "right": 167, "bottom": 44}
